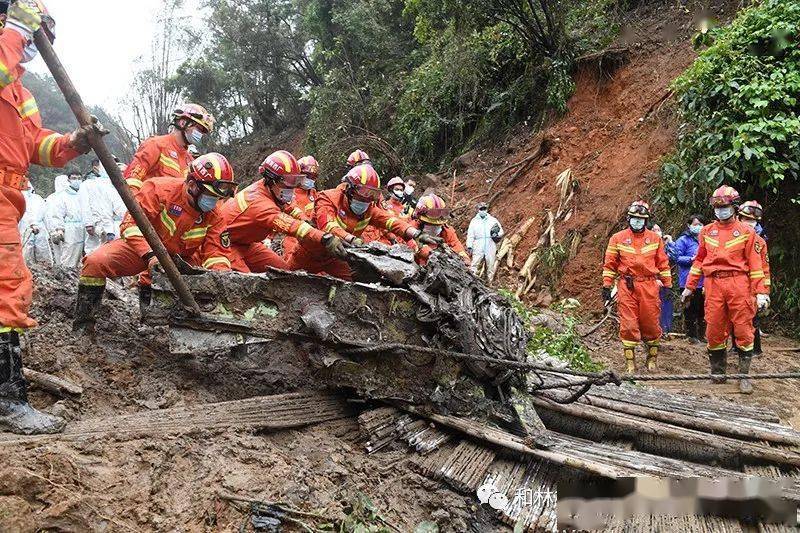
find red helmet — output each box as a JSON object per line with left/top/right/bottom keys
{"left": 386, "top": 177, "right": 405, "bottom": 190}
{"left": 414, "top": 194, "right": 450, "bottom": 225}
{"left": 738, "top": 200, "right": 763, "bottom": 220}
{"left": 627, "top": 200, "right": 650, "bottom": 219}
{"left": 710, "top": 185, "right": 740, "bottom": 207}
{"left": 173, "top": 103, "right": 215, "bottom": 132}
{"left": 347, "top": 149, "right": 370, "bottom": 167}
{"left": 188, "top": 153, "right": 237, "bottom": 197}
{"left": 344, "top": 164, "right": 381, "bottom": 202}
{"left": 297, "top": 155, "right": 319, "bottom": 179}
{"left": 259, "top": 150, "right": 304, "bottom": 187}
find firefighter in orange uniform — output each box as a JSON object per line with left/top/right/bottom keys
{"left": 409, "top": 194, "right": 470, "bottom": 266}
{"left": 281, "top": 155, "right": 319, "bottom": 259}
{"left": 0, "top": 1, "right": 107, "bottom": 434}
{"left": 681, "top": 186, "right": 769, "bottom": 394}
{"left": 738, "top": 200, "right": 770, "bottom": 356}
{"left": 123, "top": 104, "right": 214, "bottom": 191}
{"left": 286, "top": 165, "right": 439, "bottom": 279}
{"left": 363, "top": 176, "right": 413, "bottom": 245}
{"left": 74, "top": 154, "right": 237, "bottom": 333}
{"left": 602, "top": 201, "right": 672, "bottom": 373}
{"left": 347, "top": 149, "right": 370, "bottom": 168}
{"left": 221, "top": 150, "right": 346, "bottom": 273}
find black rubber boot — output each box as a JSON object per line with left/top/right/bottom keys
{"left": 708, "top": 348, "right": 727, "bottom": 384}
{"left": 738, "top": 351, "right": 753, "bottom": 394}
{"left": 72, "top": 284, "right": 105, "bottom": 334}
{"left": 0, "top": 332, "right": 65, "bottom": 435}
{"left": 138, "top": 284, "right": 152, "bottom": 317}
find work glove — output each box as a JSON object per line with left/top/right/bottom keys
{"left": 105, "top": 232, "right": 115, "bottom": 243}
{"left": 148, "top": 256, "right": 164, "bottom": 275}
{"left": 418, "top": 232, "right": 443, "bottom": 246}
{"left": 346, "top": 235, "right": 364, "bottom": 247}
{"left": 322, "top": 233, "right": 348, "bottom": 259}
{"left": 51, "top": 229, "right": 64, "bottom": 244}
{"left": 6, "top": 0, "right": 43, "bottom": 38}
{"left": 69, "top": 115, "right": 109, "bottom": 154}
{"left": 30, "top": 224, "right": 40, "bottom": 235}
{"left": 680, "top": 288, "right": 693, "bottom": 304}
{"left": 756, "top": 294, "right": 770, "bottom": 311}
{"left": 601, "top": 287, "right": 612, "bottom": 307}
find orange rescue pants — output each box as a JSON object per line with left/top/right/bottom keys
{"left": 230, "top": 242, "right": 289, "bottom": 273}
{"left": 704, "top": 273, "right": 755, "bottom": 351}
{"left": 616, "top": 277, "right": 661, "bottom": 347}
{"left": 286, "top": 246, "right": 352, "bottom": 280}
{"left": 0, "top": 186, "right": 36, "bottom": 329}
{"left": 81, "top": 239, "right": 148, "bottom": 281}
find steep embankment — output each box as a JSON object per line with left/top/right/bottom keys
{"left": 446, "top": 1, "right": 737, "bottom": 310}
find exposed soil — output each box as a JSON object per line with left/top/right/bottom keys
{"left": 444, "top": 0, "right": 740, "bottom": 311}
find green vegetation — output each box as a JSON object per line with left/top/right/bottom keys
{"left": 658, "top": 0, "right": 800, "bottom": 335}
{"left": 500, "top": 290, "right": 603, "bottom": 372}
{"left": 173, "top": 0, "right": 621, "bottom": 179}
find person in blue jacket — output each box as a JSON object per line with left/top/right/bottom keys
{"left": 667, "top": 214, "right": 706, "bottom": 344}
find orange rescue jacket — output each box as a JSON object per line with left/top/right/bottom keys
{"left": 120, "top": 177, "right": 231, "bottom": 270}
{"left": 124, "top": 134, "right": 191, "bottom": 190}
{"left": 603, "top": 228, "right": 672, "bottom": 288}
{"left": 409, "top": 220, "right": 468, "bottom": 266}
{"left": 0, "top": 29, "right": 80, "bottom": 188}
{"left": 755, "top": 234, "right": 770, "bottom": 292}
{"left": 685, "top": 220, "right": 767, "bottom": 294}
{"left": 315, "top": 186, "right": 413, "bottom": 245}
{"left": 221, "top": 180, "right": 326, "bottom": 246}
{"left": 287, "top": 187, "right": 316, "bottom": 221}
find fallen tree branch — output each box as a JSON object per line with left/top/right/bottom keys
{"left": 23, "top": 368, "right": 82, "bottom": 397}
{"left": 497, "top": 216, "right": 536, "bottom": 268}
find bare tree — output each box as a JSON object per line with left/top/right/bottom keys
{"left": 118, "top": 0, "right": 185, "bottom": 145}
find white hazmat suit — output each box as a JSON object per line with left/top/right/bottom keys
{"left": 46, "top": 177, "right": 86, "bottom": 268}
{"left": 94, "top": 171, "right": 127, "bottom": 239}
{"left": 19, "top": 187, "right": 53, "bottom": 266}
{"left": 466, "top": 210, "right": 504, "bottom": 282}
{"left": 44, "top": 175, "right": 69, "bottom": 267}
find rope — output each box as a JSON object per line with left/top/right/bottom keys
{"left": 339, "top": 341, "right": 800, "bottom": 383}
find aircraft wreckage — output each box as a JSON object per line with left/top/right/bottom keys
{"left": 140, "top": 243, "right": 800, "bottom": 530}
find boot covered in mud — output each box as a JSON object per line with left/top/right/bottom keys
{"left": 738, "top": 350, "right": 753, "bottom": 395}
{"left": 0, "top": 332, "right": 65, "bottom": 435}
{"left": 645, "top": 342, "right": 659, "bottom": 371}
{"left": 623, "top": 346, "right": 636, "bottom": 374}
{"left": 72, "top": 283, "right": 105, "bottom": 335}
{"left": 708, "top": 348, "right": 727, "bottom": 384}
{"left": 138, "top": 283, "right": 152, "bottom": 317}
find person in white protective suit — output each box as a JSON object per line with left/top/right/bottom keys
{"left": 19, "top": 185, "right": 54, "bottom": 266}
{"left": 44, "top": 175, "right": 69, "bottom": 267}
{"left": 79, "top": 159, "right": 104, "bottom": 254}
{"left": 466, "top": 202, "right": 504, "bottom": 282}
{"left": 46, "top": 173, "right": 86, "bottom": 269}
{"left": 92, "top": 168, "right": 127, "bottom": 240}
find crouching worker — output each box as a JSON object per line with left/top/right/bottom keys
{"left": 221, "top": 150, "right": 346, "bottom": 272}
{"left": 602, "top": 201, "right": 672, "bottom": 373}
{"left": 73, "top": 154, "right": 237, "bottom": 334}
{"left": 286, "top": 165, "right": 440, "bottom": 279}
{"left": 410, "top": 194, "right": 470, "bottom": 267}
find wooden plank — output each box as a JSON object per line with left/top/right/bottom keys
{"left": 0, "top": 391, "right": 351, "bottom": 445}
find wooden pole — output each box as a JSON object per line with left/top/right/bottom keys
{"left": 33, "top": 29, "right": 202, "bottom": 316}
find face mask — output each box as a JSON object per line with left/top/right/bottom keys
{"left": 714, "top": 206, "right": 734, "bottom": 221}
{"left": 69, "top": 180, "right": 81, "bottom": 191}
{"left": 197, "top": 194, "right": 219, "bottom": 213}
{"left": 278, "top": 187, "right": 295, "bottom": 204}
{"left": 404, "top": 185, "right": 414, "bottom": 196}
{"left": 187, "top": 128, "right": 204, "bottom": 145}
{"left": 392, "top": 188, "right": 404, "bottom": 199}
{"left": 350, "top": 199, "right": 370, "bottom": 216}
{"left": 689, "top": 224, "right": 702, "bottom": 235}
{"left": 300, "top": 178, "right": 315, "bottom": 191}
{"left": 21, "top": 42, "right": 38, "bottom": 63}
{"left": 629, "top": 218, "right": 646, "bottom": 232}
{"left": 478, "top": 211, "right": 488, "bottom": 219}
{"left": 422, "top": 224, "right": 443, "bottom": 237}
{"left": 741, "top": 218, "right": 757, "bottom": 228}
